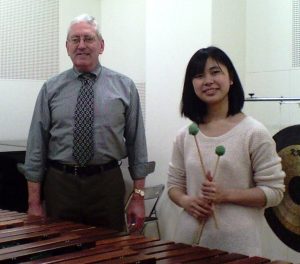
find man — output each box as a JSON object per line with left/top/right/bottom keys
{"left": 23, "top": 14, "right": 154, "bottom": 232}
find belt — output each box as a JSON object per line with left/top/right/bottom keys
{"left": 48, "top": 160, "right": 119, "bottom": 176}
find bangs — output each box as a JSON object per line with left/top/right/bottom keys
{"left": 188, "top": 53, "right": 208, "bottom": 79}
{"left": 188, "top": 49, "right": 228, "bottom": 79}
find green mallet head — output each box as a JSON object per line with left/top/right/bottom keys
{"left": 188, "top": 123, "right": 199, "bottom": 136}
{"left": 215, "top": 145, "right": 225, "bottom": 156}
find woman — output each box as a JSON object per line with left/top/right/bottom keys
{"left": 167, "top": 46, "right": 285, "bottom": 256}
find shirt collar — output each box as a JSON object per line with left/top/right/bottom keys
{"left": 72, "top": 63, "right": 102, "bottom": 79}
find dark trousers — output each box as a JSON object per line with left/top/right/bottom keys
{"left": 43, "top": 165, "right": 125, "bottom": 231}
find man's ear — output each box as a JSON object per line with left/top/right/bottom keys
{"left": 99, "top": 39, "right": 105, "bottom": 54}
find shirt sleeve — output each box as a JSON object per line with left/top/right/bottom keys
{"left": 125, "top": 81, "right": 155, "bottom": 179}
{"left": 249, "top": 126, "right": 286, "bottom": 208}
{"left": 23, "top": 83, "right": 51, "bottom": 182}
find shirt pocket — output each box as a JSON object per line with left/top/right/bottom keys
{"left": 100, "top": 98, "right": 125, "bottom": 127}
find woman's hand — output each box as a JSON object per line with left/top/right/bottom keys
{"left": 202, "top": 171, "right": 268, "bottom": 207}
{"left": 201, "top": 171, "right": 225, "bottom": 204}
{"left": 181, "top": 194, "right": 213, "bottom": 220}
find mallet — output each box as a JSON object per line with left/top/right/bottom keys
{"left": 209, "top": 145, "right": 226, "bottom": 230}
{"left": 189, "top": 123, "right": 218, "bottom": 243}
{"left": 192, "top": 142, "right": 226, "bottom": 244}
{"left": 189, "top": 123, "right": 206, "bottom": 176}
{"left": 213, "top": 145, "right": 225, "bottom": 179}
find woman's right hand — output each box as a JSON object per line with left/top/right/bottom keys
{"left": 181, "top": 195, "right": 213, "bottom": 221}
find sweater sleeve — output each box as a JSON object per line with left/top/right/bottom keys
{"left": 167, "top": 129, "right": 187, "bottom": 193}
{"left": 249, "top": 125, "right": 285, "bottom": 208}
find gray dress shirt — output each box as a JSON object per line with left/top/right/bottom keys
{"left": 24, "top": 64, "right": 154, "bottom": 182}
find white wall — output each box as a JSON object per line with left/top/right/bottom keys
{"left": 244, "top": 0, "right": 296, "bottom": 136}
{"left": 145, "top": 0, "right": 212, "bottom": 186}
{"left": 0, "top": 80, "right": 43, "bottom": 140}
{"left": 211, "top": 0, "right": 246, "bottom": 82}
{"left": 100, "top": 0, "right": 145, "bottom": 82}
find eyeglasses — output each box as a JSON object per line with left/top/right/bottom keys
{"left": 68, "top": 35, "right": 96, "bottom": 45}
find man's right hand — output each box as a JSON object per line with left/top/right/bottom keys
{"left": 27, "top": 203, "right": 44, "bottom": 216}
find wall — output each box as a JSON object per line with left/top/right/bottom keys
{"left": 100, "top": 0, "right": 145, "bottom": 82}
{"left": 244, "top": 0, "right": 296, "bottom": 136}
{"left": 145, "top": 0, "right": 212, "bottom": 186}
{"left": 211, "top": 0, "right": 246, "bottom": 82}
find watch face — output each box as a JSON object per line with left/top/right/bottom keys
{"left": 134, "top": 189, "right": 144, "bottom": 196}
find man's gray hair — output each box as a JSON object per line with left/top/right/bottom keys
{"left": 67, "top": 14, "right": 103, "bottom": 40}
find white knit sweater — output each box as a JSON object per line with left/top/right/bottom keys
{"left": 167, "top": 116, "right": 285, "bottom": 256}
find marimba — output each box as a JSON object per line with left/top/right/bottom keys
{"left": 0, "top": 209, "right": 292, "bottom": 263}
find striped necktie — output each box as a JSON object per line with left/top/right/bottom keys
{"left": 73, "top": 73, "right": 96, "bottom": 166}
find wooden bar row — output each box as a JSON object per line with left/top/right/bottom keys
{"left": 0, "top": 209, "right": 292, "bottom": 264}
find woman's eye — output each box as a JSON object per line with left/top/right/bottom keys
{"left": 194, "top": 74, "right": 204, "bottom": 78}
{"left": 212, "top": 70, "right": 221, "bottom": 75}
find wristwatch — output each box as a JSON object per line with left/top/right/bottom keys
{"left": 133, "top": 188, "right": 145, "bottom": 197}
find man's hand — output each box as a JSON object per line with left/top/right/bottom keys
{"left": 28, "top": 202, "right": 44, "bottom": 217}
{"left": 27, "top": 181, "right": 45, "bottom": 217}
{"left": 126, "top": 194, "right": 145, "bottom": 233}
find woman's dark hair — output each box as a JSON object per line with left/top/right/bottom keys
{"left": 180, "top": 46, "right": 244, "bottom": 124}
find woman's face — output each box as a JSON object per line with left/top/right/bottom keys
{"left": 192, "top": 57, "right": 233, "bottom": 107}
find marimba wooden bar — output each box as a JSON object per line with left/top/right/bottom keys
{"left": 0, "top": 209, "right": 292, "bottom": 264}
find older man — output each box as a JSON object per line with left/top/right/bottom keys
{"left": 23, "top": 14, "right": 154, "bottom": 232}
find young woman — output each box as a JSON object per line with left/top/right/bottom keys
{"left": 167, "top": 46, "right": 285, "bottom": 256}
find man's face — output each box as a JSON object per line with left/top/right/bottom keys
{"left": 66, "top": 21, "right": 104, "bottom": 72}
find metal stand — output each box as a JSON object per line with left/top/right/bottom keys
{"left": 245, "top": 93, "right": 300, "bottom": 103}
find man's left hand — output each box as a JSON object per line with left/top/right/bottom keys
{"left": 126, "top": 195, "right": 145, "bottom": 233}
